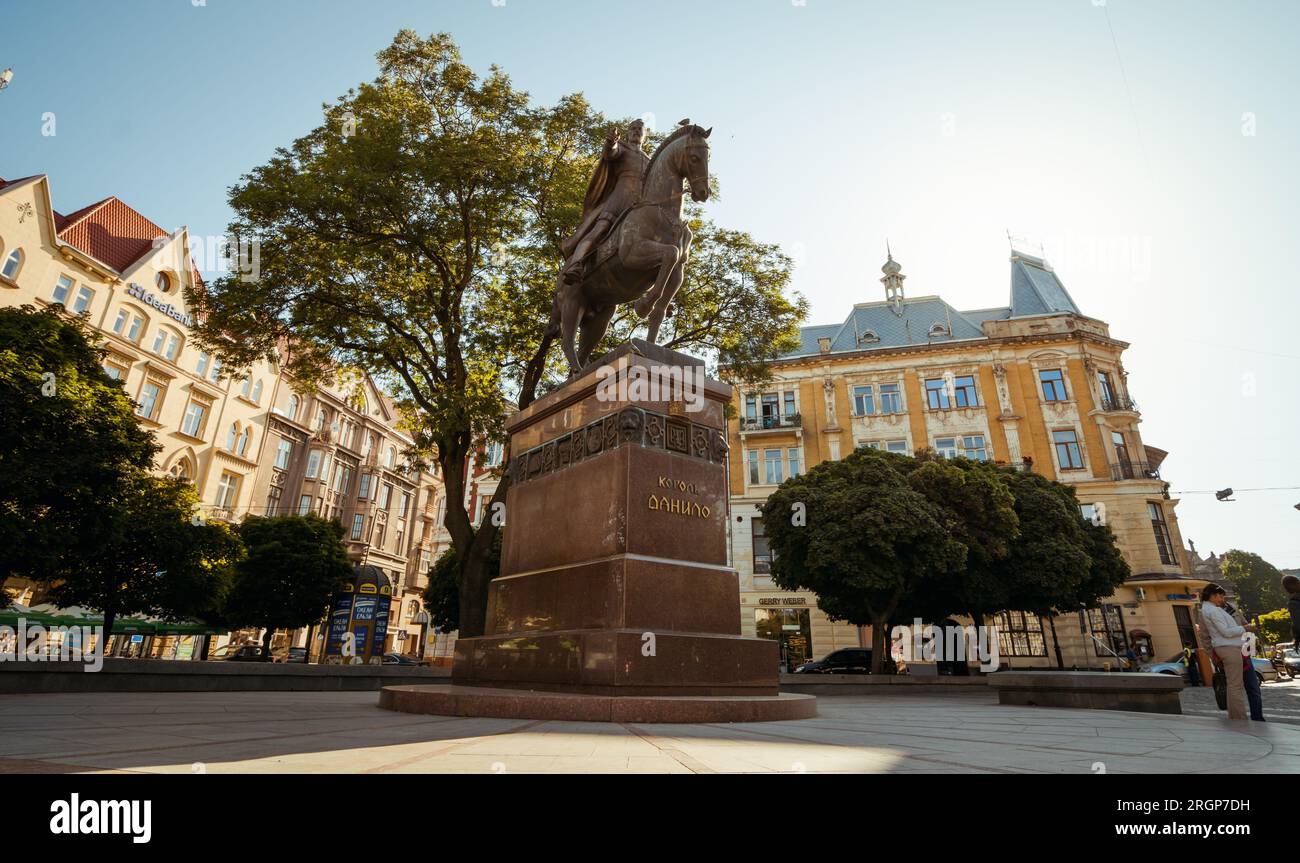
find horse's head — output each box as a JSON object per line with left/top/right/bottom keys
{"left": 681, "top": 125, "right": 712, "bottom": 202}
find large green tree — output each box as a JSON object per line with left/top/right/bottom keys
{"left": 2, "top": 305, "right": 242, "bottom": 634}
{"left": 1219, "top": 549, "right": 1287, "bottom": 620}
{"left": 422, "top": 532, "right": 502, "bottom": 635}
{"left": 47, "top": 473, "right": 244, "bottom": 639}
{"left": 224, "top": 515, "right": 354, "bottom": 657}
{"left": 761, "top": 448, "right": 966, "bottom": 672}
{"left": 0, "top": 305, "right": 158, "bottom": 581}
{"left": 188, "top": 31, "right": 805, "bottom": 637}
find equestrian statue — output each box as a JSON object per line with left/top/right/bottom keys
{"left": 546, "top": 118, "right": 712, "bottom": 377}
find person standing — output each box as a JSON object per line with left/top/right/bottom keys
{"left": 1199, "top": 583, "right": 1256, "bottom": 720}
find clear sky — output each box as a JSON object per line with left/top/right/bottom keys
{"left": 3, "top": 0, "right": 1299, "bottom": 566}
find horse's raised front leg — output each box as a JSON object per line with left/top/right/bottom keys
{"left": 646, "top": 256, "right": 687, "bottom": 345}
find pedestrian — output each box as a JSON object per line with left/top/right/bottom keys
{"left": 1124, "top": 645, "right": 1138, "bottom": 671}
{"left": 1182, "top": 644, "right": 1200, "bottom": 687}
{"left": 1199, "top": 583, "right": 1257, "bottom": 720}
{"left": 1225, "top": 599, "right": 1266, "bottom": 722}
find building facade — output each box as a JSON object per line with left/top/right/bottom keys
{"left": 725, "top": 250, "right": 1207, "bottom": 672}
{"left": 0, "top": 174, "right": 442, "bottom": 657}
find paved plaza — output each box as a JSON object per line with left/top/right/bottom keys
{"left": 3, "top": 688, "right": 1300, "bottom": 774}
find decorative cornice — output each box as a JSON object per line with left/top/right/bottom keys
{"left": 509, "top": 406, "right": 727, "bottom": 486}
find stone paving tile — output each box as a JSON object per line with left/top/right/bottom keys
{"left": 6, "top": 690, "right": 1300, "bottom": 773}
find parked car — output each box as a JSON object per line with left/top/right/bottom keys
{"left": 1141, "top": 651, "right": 1276, "bottom": 683}
{"left": 1277, "top": 648, "right": 1300, "bottom": 678}
{"left": 211, "top": 644, "right": 271, "bottom": 662}
{"left": 791, "top": 648, "right": 895, "bottom": 675}
{"left": 382, "top": 652, "right": 421, "bottom": 666}
{"left": 272, "top": 646, "right": 308, "bottom": 664}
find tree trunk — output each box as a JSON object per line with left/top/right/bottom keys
{"left": 304, "top": 623, "right": 315, "bottom": 664}
{"left": 1048, "top": 615, "right": 1063, "bottom": 669}
{"left": 261, "top": 628, "right": 274, "bottom": 659}
{"left": 870, "top": 617, "right": 889, "bottom": 675}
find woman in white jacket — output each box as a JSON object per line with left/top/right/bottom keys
{"left": 1200, "top": 583, "right": 1256, "bottom": 720}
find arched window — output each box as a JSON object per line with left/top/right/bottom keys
{"left": 315, "top": 408, "right": 326, "bottom": 431}
{"left": 286, "top": 394, "right": 299, "bottom": 421}
{"left": 386, "top": 446, "right": 396, "bottom": 469}
{"left": 226, "top": 423, "right": 239, "bottom": 451}
{"left": 168, "top": 459, "right": 191, "bottom": 481}
{"left": 362, "top": 433, "right": 374, "bottom": 457}
{"left": 1, "top": 248, "right": 23, "bottom": 281}
{"left": 237, "top": 427, "right": 251, "bottom": 456}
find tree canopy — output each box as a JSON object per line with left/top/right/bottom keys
{"left": 224, "top": 515, "right": 354, "bottom": 656}
{"left": 1219, "top": 549, "right": 1287, "bottom": 620}
{"left": 187, "top": 31, "right": 805, "bottom": 636}
{"left": 761, "top": 446, "right": 1132, "bottom": 671}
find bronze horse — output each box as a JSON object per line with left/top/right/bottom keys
{"left": 546, "top": 122, "right": 712, "bottom": 376}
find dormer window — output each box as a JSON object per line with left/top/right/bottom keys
{"left": 928, "top": 322, "right": 949, "bottom": 338}
{"left": 156, "top": 272, "right": 173, "bottom": 294}
{"left": 857, "top": 329, "right": 880, "bottom": 345}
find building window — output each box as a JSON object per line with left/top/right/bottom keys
{"left": 399, "top": 491, "right": 412, "bottom": 519}
{"left": 151, "top": 327, "right": 180, "bottom": 361}
{"left": 236, "top": 427, "right": 251, "bottom": 457}
{"left": 752, "top": 517, "right": 772, "bottom": 574}
{"left": 1039, "top": 369, "right": 1067, "bottom": 402}
{"left": 71, "top": 286, "right": 93, "bottom": 315}
{"left": 52, "top": 274, "right": 74, "bottom": 305}
{"left": 934, "top": 437, "right": 959, "bottom": 459}
{"left": 763, "top": 449, "right": 784, "bottom": 485}
{"left": 962, "top": 434, "right": 988, "bottom": 461}
{"left": 156, "top": 272, "right": 172, "bottom": 293}
{"left": 103, "top": 357, "right": 128, "bottom": 380}
{"left": 305, "top": 450, "right": 323, "bottom": 478}
{"left": 136, "top": 380, "right": 163, "bottom": 420}
{"left": 386, "top": 446, "right": 397, "bottom": 469}
{"left": 1082, "top": 605, "right": 1128, "bottom": 659}
{"left": 1, "top": 248, "right": 23, "bottom": 281}
{"left": 1098, "top": 371, "right": 1117, "bottom": 407}
{"left": 378, "top": 483, "right": 392, "bottom": 509}
{"left": 215, "top": 472, "right": 240, "bottom": 511}
{"left": 266, "top": 486, "right": 282, "bottom": 517}
{"left": 852, "top": 385, "right": 875, "bottom": 416}
{"left": 1149, "top": 502, "right": 1177, "bottom": 565}
{"left": 180, "top": 401, "right": 208, "bottom": 438}
{"left": 1080, "top": 503, "right": 1101, "bottom": 525}
{"left": 250, "top": 379, "right": 263, "bottom": 403}
{"left": 126, "top": 314, "right": 144, "bottom": 343}
{"left": 885, "top": 440, "right": 908, "bottom": 454}
{"left": 274, "top": 439, "right": 292, "bottom": 470}
{"left": 1052, "top": 429, "right": 1084, "bottom": 470}
{"left": 788, "top": 447, "right": 801, "bottom": 478}
{"left": 924, "top": 378, "right": 950, "bottom": 410}
{"left": 747, "top": 451, "right": 759, "bottom": 484}
{"left": 993, "top": 611, "right": 1047, "bottom": 657}
{"left": 209, "top": 358, "right": 221, "bottom": 383}
{"left": 351, "top": 514, "right": 365, "bottom": 540}
{"left": 879, "top": 383, "right": 902, "bottom": 414}
{"left": 358, "top": 474, "right": 371, "bottom": 500}
{"left": 952, "top": 375, "right": 977, "bottom": 407}
{"left": 1112, "top": 430, "right": 1131, "bottom": 474}
{"left": 374, "top": 521, "right": 386, "bottom": 549}
{"left": 298, "top": 495, "right": 312, "bottom": 517}
{"left": 286, "top": 394, "right": 299, "bottom": 421}
{"left": 484, "top": 441, "right": 504, "bottom": 468}
{"left": 196, "top": 352, "right": 210, "bottom": 377}
{"left": 111, "top": 309, "right": 129, "bottom": 334}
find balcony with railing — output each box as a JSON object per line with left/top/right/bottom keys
{"left": 1109, "top": 460, "right": 1161, "bottom": 482}
{"left": 739, "top": 413, "right": 802, "bottom": 433}
{"left": 1100, "top": 394, "right": 1139, "bottom": 413}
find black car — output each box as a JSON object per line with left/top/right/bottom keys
{"left": 792, "top": 648, "right": 895, "bottom": 674}
{"left": 382, "top": 652, "right": 422, "bottom": 666}
{"left": 214, "top": 644, "right": 271, "bottom": 662}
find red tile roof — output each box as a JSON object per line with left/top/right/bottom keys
{"left": 56, "top": 196, "right": 172, "bottom": 273}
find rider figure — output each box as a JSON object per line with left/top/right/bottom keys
{"left": 561, "top": 119, "right": 650, "bottom": 285}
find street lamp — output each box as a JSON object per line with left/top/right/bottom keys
{"left": 0, "top": 69, "right": 13, "bottom": 91}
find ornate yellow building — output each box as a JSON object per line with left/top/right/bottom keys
{"left": 725, "top": 250, "right": 1206, "bottom": 672}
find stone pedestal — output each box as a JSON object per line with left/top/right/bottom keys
{"left": 454, "top": 340, "right": 779, "bottom": 697}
